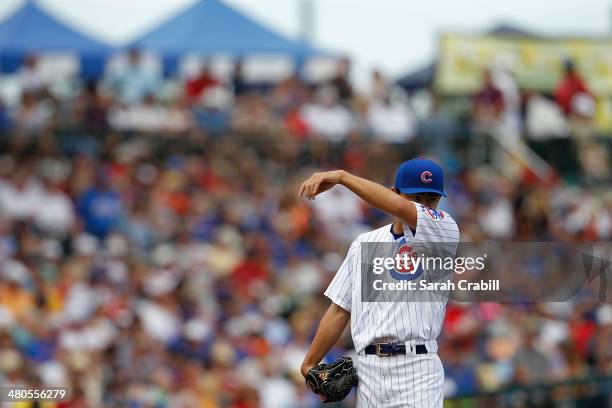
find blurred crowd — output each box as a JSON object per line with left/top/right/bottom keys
{"left": 0, "top": 52, "right": 611, "bottom": 408}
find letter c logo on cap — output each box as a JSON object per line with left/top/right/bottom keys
{"left": 421, "top": 171, "right": 433, "bottom": 183}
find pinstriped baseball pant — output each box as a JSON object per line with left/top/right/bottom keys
{"left": 354, "top": 353, "right": 444, "bottom": 408}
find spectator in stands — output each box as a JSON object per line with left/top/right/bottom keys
{"left": 513, "top": 329, "right": 550, "bottom": 384}
{"left": 34, "top": 174, "right": 75, "bottom": 235}
{"left": 283, "top": 104, "right": 309, "bottom": 138}
{"left": 185, "top": 61, "right": 219, "bottom": 105}
{"left": 329, "top": 57, "right": 353, "bottom": 102}
{"left": 76, "top": 170, "right": 122, "bottom": 239}
{"left": 472, "top": 69, "right": 504, "bottom": 126}
{"left": 491, "top": 59, "right": 521, "bottom": 133}
{"left": 554, "top": 59, "right": 592, "bottom": 117}
{"left": 369, "top": 69, "right": 389, "bottom": 102}
{"left": 554, "top": 59, "right": 606, "bottom": 183}
{"left": 272, "top": 74, "right": 309, "bottom": 113}
{"left": 366, "top": 94, "right": 416, "bottom": 143}
{"left": 76, "top": 80, "right": 109, "bottom": 134}
{"left": 17, "top": 54, "right": 47, "bottom": 96}
{"left": 300, "top": 86, "right": 354, "bottom": 142}
{"left": 232, "top": 59, "right": 249, "bottom": 96}
{"left": 0, "top": 167, "right": 41, "bottom": 221}
{"left": 13, "top": 91, "right": 54, "bottom": 134}
{"left": 525, "top": 91, "right": 568, "bottom": 140}
{"left": 105, "top": 49, "right": 160, "bottom": 105}
{"left": 273, "top": 75, "right": 310, "bottom": 138}
{"left": 310, "top": 184, "right": 366, "bottom": 242}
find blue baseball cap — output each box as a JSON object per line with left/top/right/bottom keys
{"left": 394, "top": 158, "right": 446, "bottom": 197}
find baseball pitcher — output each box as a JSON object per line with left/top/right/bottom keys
{"left": 299, "top": 158, "right": 460, "bottom": 407}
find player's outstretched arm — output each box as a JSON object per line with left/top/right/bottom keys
{"left": 299, "top": 170, "right": 417, "bottom": 229}
{"left": 301, "top": 303, "right": 351, "bottom": 377}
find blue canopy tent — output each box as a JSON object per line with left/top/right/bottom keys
{"left": 0, "top": 1, "right": 114, "bottom": 78}
{"left": 129, "top": 0, "right": 329, "bottom": 75}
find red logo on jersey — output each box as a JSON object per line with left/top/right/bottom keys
{"left": 390, "top": 244, "right": 423, "bottom": 281}
{"left": 421, "top": 171, "right": 433, "bottom": 183}
{"left": 394, "top": 245, "right": 417, "bottom": 274}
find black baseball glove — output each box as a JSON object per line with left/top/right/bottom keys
{"left": 305, "top": 357, "right": 358, "bottom": 403}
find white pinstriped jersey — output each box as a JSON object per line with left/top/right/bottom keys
{"left": 324, "top": 202, "right": 460, "bottom": 353}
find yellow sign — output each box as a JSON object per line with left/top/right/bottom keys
{"left": 436, "top": 34, "right": 612, "bottom": 95}
{"left": 436, "top": 34, "right": 612, "bottom": 131}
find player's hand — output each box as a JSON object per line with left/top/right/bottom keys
{"left": 302, "top": 362, "right": 327, "bottom": 402}
{"left": 303, "top": 357, "right": 358, "bottom": 402}
{"left": 301, "top": 362, "right": 315, "bottom": 378}
{"left": 299, "top": 170, "right": 345, "bottom": 200}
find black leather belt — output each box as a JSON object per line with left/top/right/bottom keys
{"left": 364, "top": 343, "right": 428, "bottom": 357}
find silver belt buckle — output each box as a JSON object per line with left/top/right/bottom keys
{"left": 375, "top": 343, "right": 391, "bottom": 357}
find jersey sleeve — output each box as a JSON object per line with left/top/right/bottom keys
{"left": 324, "top": 240, "right": 358, "bottom": 312}
{"left": 407, "top": 203, "right": 460, "bottom": 254}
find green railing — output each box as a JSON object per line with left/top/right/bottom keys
{"left": 445, "top": 374, "right": 612, "bottom": 408}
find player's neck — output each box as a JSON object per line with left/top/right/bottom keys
{"left": 416, "top": 201, "right": 438, "bottom": 210}
{"left": 392, "top": 219, "right": 404, "bottom": 235}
